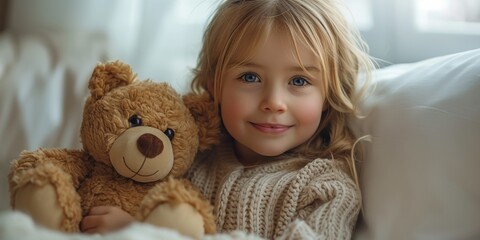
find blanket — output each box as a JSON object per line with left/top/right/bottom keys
{"left": 0, "top": 211, "right": 262, "bottom": 240}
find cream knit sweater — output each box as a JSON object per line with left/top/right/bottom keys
{"left": 186, "top": 141, "right": 361, "bottom": 240}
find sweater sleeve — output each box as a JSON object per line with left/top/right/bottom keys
{"left": 276, "top": 159, "right": 361, "bottom": 240}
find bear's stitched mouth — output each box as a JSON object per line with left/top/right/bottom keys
{"left": 123, "top": 157, "right": 159, "bottom": 178}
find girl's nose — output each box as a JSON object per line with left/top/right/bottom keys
{"left": 260, "top": 89, "right": 287, "bottom": 113}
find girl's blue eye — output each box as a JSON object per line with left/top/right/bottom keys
{"left": 241, "top": 73, "right": 259, "bottom": 83}
{"left": 290, "top": 77, "right": 309, "bottom": 86}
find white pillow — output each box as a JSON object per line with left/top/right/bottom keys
{"left": 351, "top": 49, "right": 480, "bottom": 240}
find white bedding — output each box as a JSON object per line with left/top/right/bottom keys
{"left": 0, "top": 211, "right": 261, "bottom": 240}
{"left": 0, "top": 211, "right": 190, "bottom": 240}
{"left": 351, "top": 49, "right": 480, "bottom": 240}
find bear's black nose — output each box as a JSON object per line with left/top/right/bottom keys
{"left": 137, "top": 133, "right": 163, "bottom": 158}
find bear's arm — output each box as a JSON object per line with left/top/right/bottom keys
{"left": 138, "top": 177, "right": 216, "bottom": 235}
{"left": 8, "top": 148, "right": 93, "bottom": 199}
{"left": 8, "top": 148, "right": 92, "bottom": 231}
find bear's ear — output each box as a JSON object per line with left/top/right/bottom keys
{"left": 183, "top": 92, "right": 221, "bottom": 151}
{"left": 88, "top": 60, "right": 137, "bottom": 100}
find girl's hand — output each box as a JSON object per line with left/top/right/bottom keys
{"left": 80, "top": 206, "right": 135, "bottom": 234}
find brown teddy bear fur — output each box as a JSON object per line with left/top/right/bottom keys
{"left": 8, "top": 61, "right": 219, "bottom": 234}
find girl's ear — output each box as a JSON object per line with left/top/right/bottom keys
{"left": 88, "top": 60, "right": 137, "bottom": 101}
{"left": 183, "top": 92, "right": 221, "bottom": 151}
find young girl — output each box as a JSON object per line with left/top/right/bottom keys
{"left": 81, "top": 0, "right": 373, "bottom": 238}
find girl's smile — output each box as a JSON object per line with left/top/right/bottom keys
{"left": 249, "top": 122, "right": 293, "bottom": 134}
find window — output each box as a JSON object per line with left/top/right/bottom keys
{"left": 416, "top": 0, "right": 480, "bottom": 34}
{"left": 342, "top": 0, "right": 373, "bottom": 31}
{"left": 343, "top": 0, "right": 480, "bottom": 64}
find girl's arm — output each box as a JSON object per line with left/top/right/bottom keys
{"left": 276, "top": 160, "right": 361, "bottom": 240}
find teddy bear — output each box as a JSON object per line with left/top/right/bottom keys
{"left": 8, "top": 60, "right": 220, "bottom": 238}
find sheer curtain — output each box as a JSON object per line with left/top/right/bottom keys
{"left": 124, "top": 0, "right": 219, "bottom": 92}
{"left": 7, "top": 0, "right": 219, "bottom": 91}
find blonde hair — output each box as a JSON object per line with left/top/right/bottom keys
{"left": 192, "top": 0, "right": 374, "bottom": 186}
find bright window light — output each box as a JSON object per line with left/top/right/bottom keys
{"left": 416, "top": 0, "right": 480, "bottom": 34}
{"left": 341, "top": 0, "right": 373, "bottom": 31}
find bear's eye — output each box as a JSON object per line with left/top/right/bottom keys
{"left": 128, "top": 115, "right": 143, "bottom": 127}
{"left": 164, "top": 128, "right": 175, "bottom": 140}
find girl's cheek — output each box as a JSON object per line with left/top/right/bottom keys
{"left": 295, "top": 98, "right": 324, "bottom": 124}
{"left": 221, "top": 100, "right": 239, "bottom": 119}
{"left": 220, "top": 91, "right": 249, "bottom": 121}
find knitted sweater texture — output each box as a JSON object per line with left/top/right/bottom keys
{"left": 186, "top": 141, "right": 361, "bottom": 240}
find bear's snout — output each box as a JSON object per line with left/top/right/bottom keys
{"left": 137, "top": 133, "right": 163, "bottom": 158}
